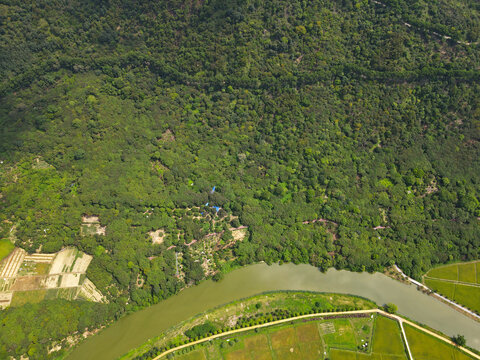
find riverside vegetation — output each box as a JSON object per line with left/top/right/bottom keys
{"left": 1, "top": 0, "right": 480, "bottom": 358}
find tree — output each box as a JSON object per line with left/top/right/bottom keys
{"left": 451, "top": 335, "right": 466, "bottom": 347}
{"left": 383, "top": 303, "right": 398, "bottom": 314}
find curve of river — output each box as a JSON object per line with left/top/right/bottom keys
{"left": 68, "top": 263, "right": 480, "bottom": 360}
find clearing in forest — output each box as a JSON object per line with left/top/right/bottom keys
{"left": 81, "top": 215, "right": 106, "bottom": 236}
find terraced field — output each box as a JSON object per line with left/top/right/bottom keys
{"left": 0, "top": 247, "right": 105, "bottom": 307}
{"left": 424, "top": 261, "right": 480, "bottom": 314}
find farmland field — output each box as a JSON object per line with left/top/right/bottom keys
{"left": 404, "top": 324, "right": 472, "bottom": 360}
{"left": 424, "top": 261, "right": 480, "bottom": 314}
{"left": 0, "top": 239, "right": 14, "bottom": 262}
{"left": 166, "top": 314, "right": 475, "bottom": 360}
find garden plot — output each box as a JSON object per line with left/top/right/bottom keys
{"left": 49, "top": 248, "right": 84, "bottom": 274}
{"left": 0, "top": 248, "right": 26, "bottom": 278}
{"left": 318, "top": 322, "right": 335, "bottom": 335}
{"left": 79, "top": 278, "right": 106, "bottom": 302}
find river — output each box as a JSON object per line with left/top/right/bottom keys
{"left": 67, "top": 263, "right": 480, "bottom": 360}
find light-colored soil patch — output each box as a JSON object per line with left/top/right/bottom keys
{"left": 82, "top": 215, "right": 100, "bottom": 224}
{"left": 231, "top": 228, "right": 247, "bottom": 242}
{"left": 79, "top": 278, "right": 106, "bottom": 302}
{"left": 43, "top": 275, "right": 60, "bottom": 289}
{"left": 0, "top": 292, "right": 13, "bottom": 308}
{"left": 149, "top": 229, "right": 166, "bottom": 244}
{"left": 61, "top": 273, "right": 81, "bottom": 288}
{"left": 160, "top": 129, "right": 175, "bottom": 142}
{"left": 10, "top": 276, "right": 43, "bottom": 291}
{"left": 0, "top": 248, "right": 26, "bottom": 278}
{"left": 49, "top": 248, "right": 77, "bottom": 274}
{"left": 24, "top": 253, "right": 55, "bottom": 263}
{"left": 72, "top": 253, "right": 92, "bottom": 273}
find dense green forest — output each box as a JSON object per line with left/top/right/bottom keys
{"left": 0, "top": 0, "right": 480, "bottom": 357}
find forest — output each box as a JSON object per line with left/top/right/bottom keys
{"left": 0, "top": 0, "right": 479, "bottom": 358}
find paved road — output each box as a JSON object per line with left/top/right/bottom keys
{"left": 152, "top": 309, "right": 480, "bottom": 360}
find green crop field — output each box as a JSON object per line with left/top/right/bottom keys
{"left": 424, "top": 261, "right": 480, "bottom": 314}
{"left": 458, "top": 263, "right": 476, "bottom": 284}
{"left": 404, "top": 324, "right": 472, "bottom": 360}
{"left": 427, "top": 264, "right": 459, "bottom": 281}
{"left": 0, "top": 239, "right": 14, "bottom": 262}
{"left": 425, "top": 278, "right": 456, "bottom": 298}
{"left": 167, "top": 315, "right": 475, "bottom": 360}
{"left": 371, "top": 316, "right": 406, "bottom": 357}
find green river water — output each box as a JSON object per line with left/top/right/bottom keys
{"left": 68, "top": 263, "right": 480, "bottom": 359}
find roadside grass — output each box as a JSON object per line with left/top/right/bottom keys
{"left": 175, "top": 350, "right": 206, "bottom": 360}
{"left": 427, "top": 264, "right": 458, "bottom": 281}
{"left": 404, "top": 323, "right": 466, "bottom": 360}
{"left": 457, "top": 263, "right": 476, "bottom": 284}
{"left": 372, "top": 316, "right": 406, "bottom": 357}
{"left": 10, "top": 289, "right": 47, "bottom": 306}
{"left": 425, "top": 278, "right": 456, "bottom": 298}
{"left": 0, "top": 238, "right": 14, "bottom": 262}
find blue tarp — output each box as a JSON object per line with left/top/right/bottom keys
{"left": 211, "top": 186, "right": 216, "bottom": 194}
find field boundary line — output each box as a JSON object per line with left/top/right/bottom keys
{"left": 424, "top": 277, "right": 480, "bottom": 288}
{"left": 150, "top": 309, "right": 480, "bottom": 360}
{"left": 398, "top": 320, "right": 413, "bottom": 360}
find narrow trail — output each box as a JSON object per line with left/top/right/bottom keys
{"left": 151, "top": 309, "right": 480, "bottom": 360}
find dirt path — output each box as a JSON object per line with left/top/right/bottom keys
{"left": 151, "top": 309, "right": 480, "bottom": 360}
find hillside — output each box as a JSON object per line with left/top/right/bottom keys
{"left": 0, "top": 0, "right": 480, "bottom": 358}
